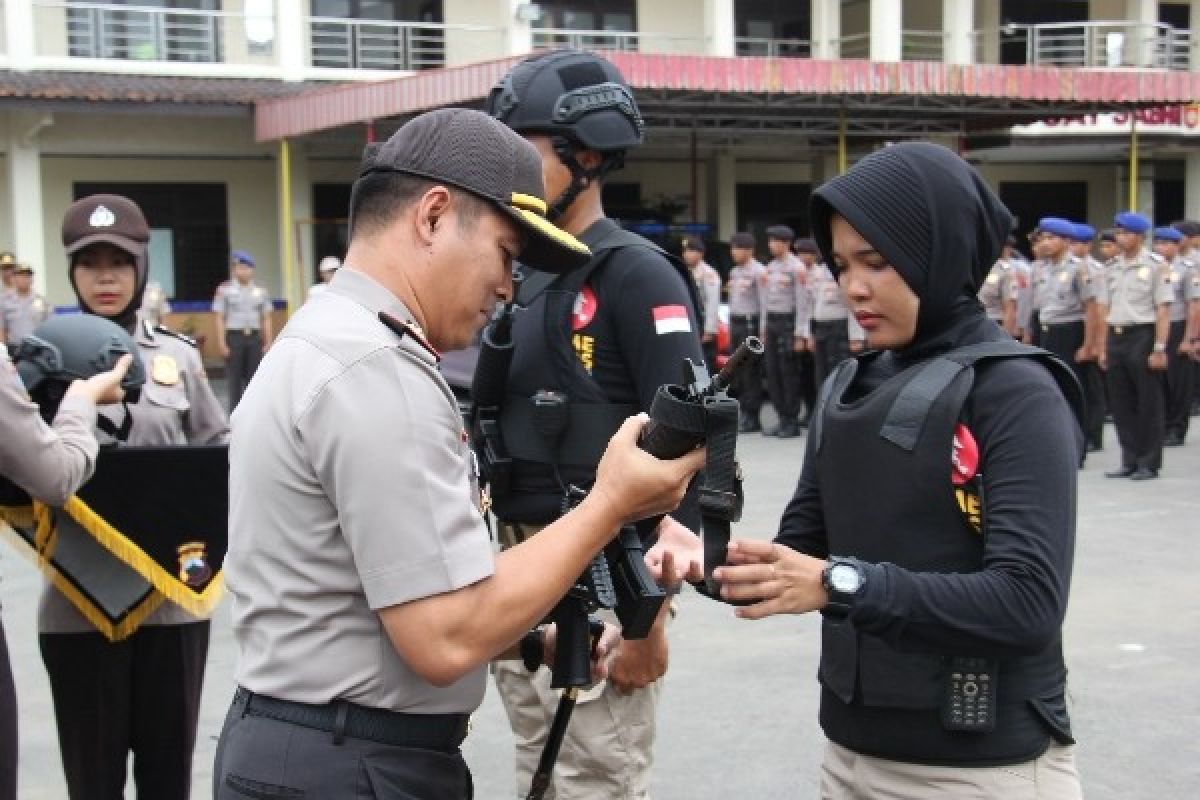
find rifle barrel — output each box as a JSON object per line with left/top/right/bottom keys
{"left": 712, "top": 336, "right": 764, "bottom": 393}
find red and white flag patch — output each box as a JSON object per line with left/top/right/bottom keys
{"left": 652, "top": 305, "right": 692, "bottom": 335}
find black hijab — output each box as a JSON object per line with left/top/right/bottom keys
{"left": 810, "top": 142, "right": 1013, "bottom": 363}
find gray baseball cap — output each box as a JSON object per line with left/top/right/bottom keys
{"left": 361, "top": 107, "right": 591, "bottom": 273}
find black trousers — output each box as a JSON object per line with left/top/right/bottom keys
{"left": 701, "top": 338, "right": 718, "bottom": 374}
{"left": 39, "top": 621, "right": 210, "bottom": 800}
{"left": 811, "top": 319, "right": 851, "bottom": 391}
{"left": 1165, "top": 319, "right": 1193, "bottom": 438}
{"left": 1041, "top": 321, "right": 1095, "bottom": 442}
{"left": 763, "top": 313, "right": 802, "bottom": 420}
{"left": 214, "top": 691, "right": 473, "bottom": 799}
{"left": 1081, "top": 361, "right": 1108, "bottom": 448}
{"left": 1106, "top": 325, "right": 1165, "bottom": 472}
{"left": 225, "top": 329, "right": 262, "bottom": 410}
{"left": 729, "top": 316, "right": 763, "bottom": 415}
{"left": 798, "top": 350, "right": 817, "bottom": 420}
{"left": 0, "top": 620, "right": 15, "bottom": 800}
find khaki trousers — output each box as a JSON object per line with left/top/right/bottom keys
{"left": 821, "top": 740, "right": 1083, "bottom": 800}
{"left": 493, "top": 523, "right": 663, "bottom": 799}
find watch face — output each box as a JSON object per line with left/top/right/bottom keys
{"left": 830, "top": 564, "right": 863, "bottom": 593}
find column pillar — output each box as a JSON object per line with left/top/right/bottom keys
{"left": 506, "top": 0, "right": 534, "bottom": 56}
{"left": 6, "top": 112, "right": 51, "bottom": 297}
{"left": 943, "top": 0, "right": 974, "bottom": 64}
{"left": 714, "top": 151, "right": 737, "bottom": 240}
{"left": 277, "top": 0, "right": 306, "bottom": 80}
{"left": 1125, "top": 0, "right": 1159, "bottom": 67}
{"left": 869, "top": 0, "right": 903, "bottom": 62}
{"left": 704, "top": 0, "right": 735, "bottom": 57}
{"left": 811, "top": 0, "right": 841, "bottom": 59}
{"left": 4, "top": 0, "right": 36, "bottom": 70}
{"left": 1186, "top": 151, "right": 1200, "bottom": 222}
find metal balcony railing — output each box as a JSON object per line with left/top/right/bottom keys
{"left": 836, "top": 32, "right": 870, "bottom": 59}
{"left": 998, "top": 20, "right": 1191, "bottom": 70}
{"left": 52, "top": 1, "right": 234, "bottom": 63}
{"left": 532, "top": 27, "right": 707, "bottom": 55}
{"left": 902, "top": 29, "right": 945, "bottom": 62}
{"left": 734, "top": 36, "right": 811, "bottom": 59}
{"left": 309, "top": 16, "right": 492, "bottom": 71}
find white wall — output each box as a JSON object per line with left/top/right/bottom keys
{"left": 0, "top": 154, "right": 11, "bottom": 258}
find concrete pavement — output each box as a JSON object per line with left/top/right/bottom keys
{"left": 3, "top": 414, "right": 1198, "bottom": 798}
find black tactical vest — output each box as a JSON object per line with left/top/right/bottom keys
{"left": 812, "top": 340, "right": 1081, "bottom": 765}
{"left": 493, "top": 221, "right": 699, "bottom": 523}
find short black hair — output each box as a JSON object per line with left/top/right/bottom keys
{"left": 348, "top": 172, "right": 485, "bottom": 241}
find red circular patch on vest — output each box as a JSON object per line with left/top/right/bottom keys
{"left": 573, "top": 285, "right": 598, "bottom": 331}
{"left": 951, "top": 423, "right": 980, "bottom": 485}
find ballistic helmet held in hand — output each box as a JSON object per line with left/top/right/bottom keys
{"left": 13, "top": 314, "right": 145, "bottom": 425}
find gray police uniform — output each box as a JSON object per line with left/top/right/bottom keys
{"left": 762, "top": 253, "right": 806, "bottom": 424}
{"left": 1, "top": 291, "right": 50, "bottom": 345}
{"left": 1030, "top": 256, "right": 1094, "bottom": 426}
{"left": 0, "top": 350, "right": 101, "bottom": 800}
{"left": 216, "top": 267, "right": 487, "bottom": 799}
{"left": 977, "top": 259, "right": 1018, "bottom": 326}
{"left": 213, "top": 280, "right": 271, "bottom": 409}
{"left": 37, "top": 318, "right": 228, "bottom": 800}
{"left": 691, "top": 261, "right": 721, "bottom": 368}
{"left": 727, "top": 258, "right": 767, "bottom": 418}
{"left": 1102, "top": 250, "right": 1173, "bottom": 473}
{"left": 1164, "top": 256, "right": 1196, "bottom": 440}
{"left": 801, "top": 262, "right": 864, "bottom": 389}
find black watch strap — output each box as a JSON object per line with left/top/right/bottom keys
{"left": 821, "top": 557, "right": 866, "bottom": 619}
{"left": 520, "top": 629, "right": 545, "bottom": 673}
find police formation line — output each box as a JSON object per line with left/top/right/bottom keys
{"left": 2, "top": 48, "right": 1188, "bottom": 800}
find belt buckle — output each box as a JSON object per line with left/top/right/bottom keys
{"left": 243, "top": 327, "right": 253, "bottom": 336}
{"left": 1114, "top": 325, "right": 1124, "bottom": 335}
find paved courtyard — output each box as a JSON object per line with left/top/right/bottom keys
{"left": 3, "top": 412, "right": 1199, "bottom": 798}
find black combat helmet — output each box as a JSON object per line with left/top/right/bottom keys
{"left": 13, "top": 314, "right": 145, "bottom": 435}
{"left": 487, "top": 50, "right": 644, "bottom": 219}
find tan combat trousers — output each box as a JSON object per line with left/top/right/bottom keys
{"left": 493, "top": 523, "right": 663, "bottom": 800}
{"left": 821, "top": 740, "right": 1083, "bottom": 800}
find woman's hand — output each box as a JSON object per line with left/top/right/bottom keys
{"left": 713, "top": 539, "right": 829, "bottom": 620}
{"left": 644, "top": 517, "right": 704, "bottom": 588}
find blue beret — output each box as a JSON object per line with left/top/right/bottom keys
{"left": 1153, "top": 226, "right": 1183, "bottom": 242}
{"left": 1114, "top": 212, "right": 1151, "bottom": 234}
{"left": 1037, "top": 217, "right": 1076, "bottom": 238}
{"left": 1071, "top": 223, "right": 1096, "bottom": 242}
{"left": 231, "top": 249, "right": 256, "bottom": 267}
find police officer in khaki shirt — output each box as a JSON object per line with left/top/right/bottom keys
{"left": 798, "top": 246, "right": 865, "bottom": 390}
{"left": 1096, "top": 212, "right": 1174, "bottom": 480}
{"left": 0, "top": 263, "right": 50, "bottom": 347}
{"left": 682, "top": 236, "right": 721, "bottom": 368}
{"left": 728, "top": 232, "right": 767, "bottom": 431}
{"left": 762, "top": 224, "right": 807, "bottom": 438}
{"left": 216, "top": 109, "right": 702, "bottom": 800}
{"left": 0, "top": 347, "right": 132, "bottom": 800}
{"left": 212, "top": 250, "right": 273, "bottom": 409}
{"left": 0, "top": 253, "right": 15, "bottom": 299}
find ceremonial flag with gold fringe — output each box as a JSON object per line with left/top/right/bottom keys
{"left": 0, "top": 445, "right": 227, "bottom": 641}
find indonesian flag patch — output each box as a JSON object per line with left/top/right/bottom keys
{"left": 652, "top": 304, "right": 692, "bottom": 335}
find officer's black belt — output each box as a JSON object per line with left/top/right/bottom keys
{"left": 235, "top": 688, "right": 469, "bottom": 752}
{"left": 766, "top": 312, "right": 795, "bottom": 321}
{"left": 812, "top": 318, "right": 847, "bottom": 329}
{"left": 1109, "top": 323, "right": 1153, "bottom": 335}
{"left": 731, "top": 313, "right": 759, "bottom": 323}
{"left": 226, "top": 328, "right": 261, "bottom": 336}
{"left": 499, "top": 397, "right": 637, "bottom": 467}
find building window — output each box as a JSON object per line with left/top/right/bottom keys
{"left": 67, "top": 0, "right": 222, "bottom": 63}
{"left": 735, "top": 0, "right": 811, "bottom": 58}
{"left": 74, "top": 182, "right": 230, "bottom": 303}
{"left": 532, "top": 1, "right": 636, "bottom": 51}
{"left": 310, "top": 0, "right": 444, "bottom": 70}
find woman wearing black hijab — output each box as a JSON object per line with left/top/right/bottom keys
{"left": 654, "top": 144, "right": 1084, "bottom": 797}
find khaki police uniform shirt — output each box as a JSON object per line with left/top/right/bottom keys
{"left": 1100, "top": 250, "right": 1174, "bottom": 326}
{"left": 728, "top": 259, "right": 766, "bottom": 318}
{"left": 38, "top": 320, "right": 230, "bottom": 633}
{"left": 763, "top": 253, "right": 807, "bottom": 334}
{"left": 978, "top": 259, "right": 1018, "bottom": 322}
{"left": 1010, "top": 258, "right": 1034, "bottom": 334}
{"left": 1, "top": 291, "right": 50, "bottom": 343}
{"left": 225, "top": 268, "right": 494, "bottom": 714}
{"left": 691, "top": 261, "right": 721, "bottom": 336}
{"left": 1168, "top": 256, "right": 1195, "bottom": 322}
{"left": 213, "top": 280, "right": 271, "bottom": 331}
{"left": 0, "top": 349, "right": 98, "bottom": 506}
{"left": 1031, "top": 254, "right": 1093, "bottom": 325}
{"left": 800, "top": 262, "right": 866, "bottom": 341}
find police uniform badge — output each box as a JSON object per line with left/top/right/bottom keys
{"left": 32, "top": 297, "right": 46, "bottom": 314}
{"left": 177, "top": 541, "right": 213, "bottom": 587}
{"left": 1138, "top": 267, "right": 1151, "bottom": 281}
{"left": 985, "top": 273, "right": 999, "bottom": 285}
{"left": 151, "top": 354, "right": 180, "bottom": 386}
